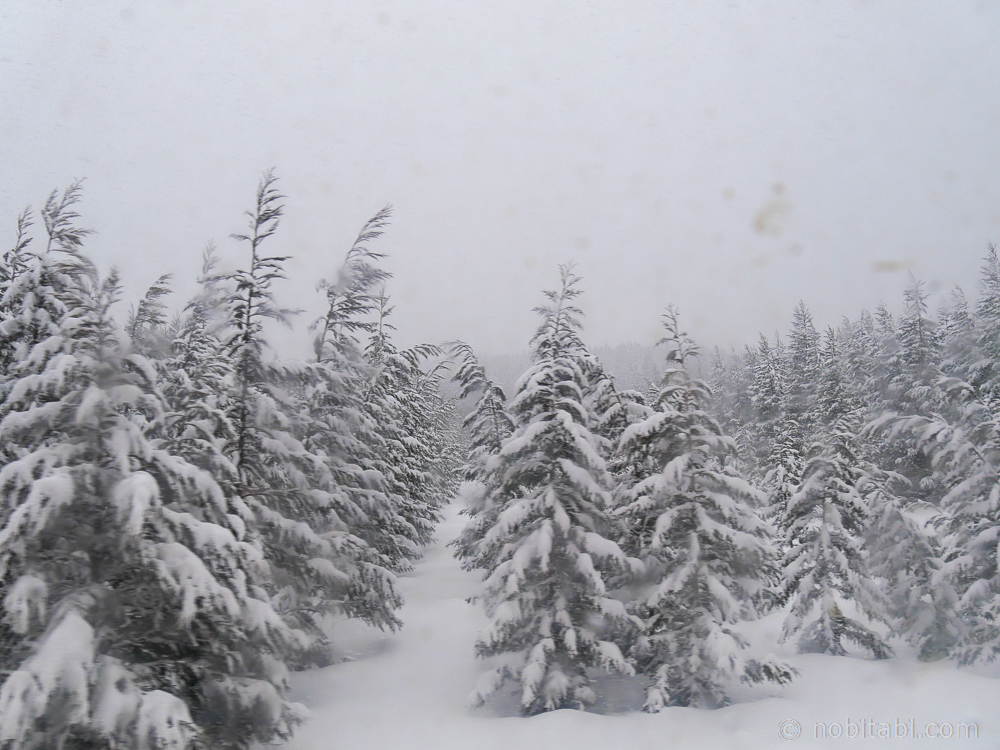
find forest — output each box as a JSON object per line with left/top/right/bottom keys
{"left": 1, "top": 174, "right": 999, "bottom": 748}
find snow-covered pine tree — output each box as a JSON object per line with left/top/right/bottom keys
{"left": 616, "top": 306, "right": 792, "bottom": 711}
{"left": 860, "top": 464, "right": 959, "bottom": 661}
{"left": 219, "top": 171, "right": 386, "bottom": 663}
{"left": 0, "top": 208, "right": 305, "bottom": 748}
{"left": 762, "top": 414, "right": 804, "bottom": 533}
{"left": 778, "top": 412, "right": 891, "bottom": 658}
{"left": 779, "top": 325, "right": 891, "bottom": 658}
{"left": 313, "top": 206, "right": 393, "bottom": 363}
{"left": 728, "top": 344, "right": 763, "bottom": 479}
{"left": 707, "top": 346, "right": 740, "bottom": 437}
{"left": 0, "top": 185, "right": 94, "bottom": 393}
{"left": 449, "top": 341, "right": 514, "bottom": 481}
{"left": 362, "top": 288, "right": 445, "bottom": 562}
{"left": 470, "top": 265, "right": 636, "bottom": 716}
{"left": 448, "top": 341, "right": 514, "bottom": 573}
{"left": 870, "top": 281, "right": 950, "bottom": 510}
{"left": 786, "top": 301, "right": 821, "bottom": 439}
{"left": 0, "top": 209, "right": 35, "bottom": 382}
{"left": 867, "top": 255, "right": 1000, "bottom": 665}
{"left": 580, "top": 355, "right": 646, "bottom": 479}
{"left": 751, "top": 333, "right": 785, "bottom": 446}
{"left": 414, "top": 359, "right": 465, "bottom": 507}
{"left": 157, "top": 247, "right": 236, "bottom": 475}
{"left": 859, "top": 247, "right": 1000, "bottom": 664}
{"left": 897, "top": 276, "right": 941, "bottom": 394}
{"left": 938, "top": 286, "right": 975, "bottom": 384}
{"left": 871, "top": 396, "right": 999, "bottom": 663}
{"left": 736, "top": 332, "right": 788, "bottom": 492}
{"left": 872, "top": 302, "right": 903, "bottom": 409}
{"left": 301, "top": 208, "right": 410, "bottom": 623}
{"left": 838, "top": 311, "right": 881, "bottom": 410}
{"left": 816, "top": 326, "right": 853, "bottom": 425}
{"left": 971, "top": 244, "right": 1000, "bottom": 409}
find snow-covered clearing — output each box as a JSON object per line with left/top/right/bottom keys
{"left": 277, "top": 504, "right": 1000, "bottom": 749}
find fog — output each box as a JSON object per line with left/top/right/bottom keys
{"left": 2, "top": 0, "right": 999, "bottom": 356}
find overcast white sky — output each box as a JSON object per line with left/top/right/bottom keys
{"left": 2, "top": 0, "right": 999, "bottom": 357}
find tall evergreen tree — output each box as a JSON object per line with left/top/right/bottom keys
{"left": 449, "top": 341, "right": 513, "bottom": 482}
{"left": 786, "top": 301, "right": 820, "bottom": 434}
{"left": 0, "top": 209, "right": 35, "bottom": 382}
{"left": 938, "top": 286, "right": 975, "bottom": 383}
{"left": 302, "top": 207, "right": 408, "bottom": 625}
{"left": 778, "top": 413, "right": 891, "bottom": 659}
{"left": 218, "top": 172, "right": 384, "bottom": 662}
{"left": 469, "top": 265, "right": 635, "bottom": 716}
{"left": 126, "top": 273, "right": 173, "bottom": 360}
{"left": 762, "top": 414, "right": 804, "bottom": 533}
{"left": 449, "top": 341, "right": 515, "bottom": 573}
{"left": 973, "top": 244, "right": 1000, "bottom": 409}
{"left": 580, "top": 355, "right": 646, "bottom": 479}
{"left": 861, "top": 464, "right": 958, "bottom": 661}
{"left": 0, "top": 207, "right": 304, "bottom": 748}
{"left": 871, "top": 363, "right": 1000, "bottom": 665}
{"left": 616, "top": 307, "right": 792, "bottom": 710}
{"left": 362, "top": 292, "right": 444, "bottom": 563}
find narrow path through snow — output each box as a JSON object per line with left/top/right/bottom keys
{"left": 278, "top": 502, "right": 492, "bottom": 749}
{"left": 277, "top": 504, "right": 1000, "bottom": 749}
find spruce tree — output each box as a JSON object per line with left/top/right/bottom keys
{"left": 448, "top": 341, "right": 515, "bottom": 573}
{"left": 469, "top": 265, "right": 635, "bottom": 716}
{"left": 362, "top": 292, "right": 444, "bottom": 563}
{"left": 218, "top": 171, "right": 386, "bottom": 663}
{"left": 126, "top": 273, "right": 173, "bottom": 360}
{"left": 0, "top": 207, "right": 304, "bottom": 748}
{"left": 300, "top": 210, "right": 412, "bottom": 627}
{"left": 0, "top": 208, "right": 35, "bottom": 382}
{"left": 861, "top": 465, "right": 959, "bottom": 660}
{"left": 778, "top": 413, "right": 891, "bottom": 659}
{"left": 871, "top": 367, "right": 1000, "bottom": 664}
{"left": 616, "top": 307, "right": 792, "bottom": 710}
{"left": 786, "top": 301, "right": 820, "bottom": 436}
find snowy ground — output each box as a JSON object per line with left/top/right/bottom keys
{"left": 276, "top": 505, "right": 1000, "bottom": 749}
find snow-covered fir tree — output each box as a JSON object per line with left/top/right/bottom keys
{"left": 126, "top": 272, "right": 173, "bottom": 360}
{"left": 0, "top": 204, "right": 305, "bottom": 748}
{"left": 362, "top": 289, "right": 445, "bottom": 564}
{"left": 302, "top": 207, "right": 409, "bottom": 625}
{"left": 970, "top": 244, "right": 1000, "bottom": 405}
{"left": 0, "top": 209, "right": 35, "bottom": 383}
{"left": 448, "top": 341, "right": 514, "bottom": 573}
{"left": 616, "top": 306, "right": 792, "bottom": 711}
{"left": 218, "top": 172, "right": 390, "bottom": 665}
{"left": 761, "top": 414, "right": 804, "bottom": 538}
{"left": 749, "top": 332, "right": 786, "bottom": 461}
{"left": 157, "top": 247, "right": 237, "bottom": 478}
{"left": 469, "top": 265, "right": 636, "bottom": 716}
{"left": 449, "top": 341, "right": 514, "bottom": 482}
{"left": 786, "top": 301, "right": 820, "bottom": 426}
{"left": 869, "top": 254, "right": 1000, "bottom": 663}
{"left": 860, "top": 463, "right": 959, "bottom": 661}
{"left": 938, "top": 286, "right": 975, "bottom": 384}
{"left": 893, "top": 392, "right": 1000, "bottom": 666}
{"left": 580, "top": 355, "right": 646, "bottom": 479}
{"left": 778, "top": 413, "right": 891, "bottom": 659}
